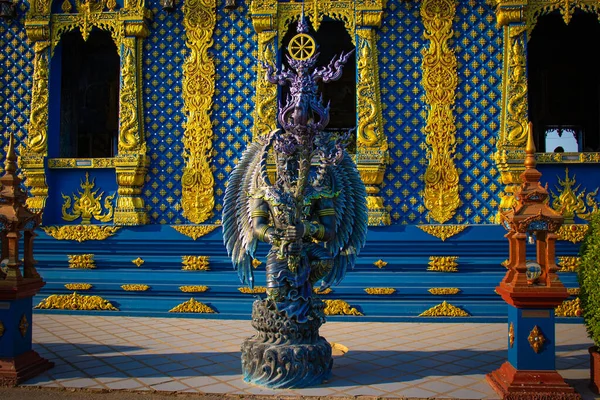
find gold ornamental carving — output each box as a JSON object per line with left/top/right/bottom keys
{"left": 536, "top": 152, "right": 600, "bottom": 164}
{"left": 419, "top": 301, "right": 470, "bottom": 317}
{"left": 169, "top": 298, "right": 216, "bottom": 313}
{"left": 61, "top": 172, "right": 115, "bottom": 224}
{"left": 428, "top": 288, "right": 461, "bottom": 295}
{"left": 35, "top": 292, "right": 118, "bottom": 311}
{"left": 550, "top": 168, "right": 599, "bottom": 224}
{"left": 181, "top": 255, "right": 210, "bottom": 271}
{"left": 313, "top": 287, "right": 332, "bottom": 295}
{"left": 68, "top": 254, "right": 96, "bottom": 269}
{"left": 525, "top": 0, "right": 600, "bottom": 35}
{"left": 373, "top": 259, "right": 387, "bottom": 269}
{"left": 509, "top": 322, "right": 514, "bottom": 348}
{"left": 252, "top": 259, "right": 263, "bottom": 269}
{"left": 179, "top": 285, "right": 209, "bottom": 293}
{"left": 556, "top": 224, "right": 588, "bottom": 243}
{"left": 0, "top": 321, "right": 4, "bottom": 338}
{"left": 364, "top": 288, "right": 395, "bottom": 295}
{"left": 555, "top": 298, "right": 582, "bottom": 317}
{"left": 323, "top": 300, "right": 363, "bottom": 316}
{"left": 567, "top": 287, "right": 580, "bottom": 296}
{"left": 253, "top": 31, "right": 278, "bottom": 138}
{"left": 42, "top": 225, "right": 120, "bottom": 242}
{"left": 180, "top": 0, "right": 216, "bottom": 224}
{"left": 557, "top": 256, "right": 580, "bottom": 272}
{"left": 528, "top": 325, "right": 545, "bottom": 353}
{"left": 132, "top": 257, "right": 144, "bottom": 267}
{"left": 24, "top": 0, "right": 150, "bottom": 222}
{"left": 417, "top": 225, "right": 467, "bottom": 241}
{"left": 428, "top": 256, "right": 459, "bottom": 272}
{"left": 19, "top": 315, "right": 29, "bottom": 337}
{"left": 48, "top": 158, "right": 115, "bottom": 169}
{"left": 121, "top": 284, "right": 149, "bottom": 291}
{"left": 238, "top": 286, "right": 267, "bottom": 294}
{"left": 420, "top": 0, "right": 460, "bottom": 224}
{"left": 64, "top": 283, "right": 93, "bottom": 290}
{"left": 171, "top": 225, "right": 219, "bottom": 240}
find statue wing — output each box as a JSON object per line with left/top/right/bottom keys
{"left": 321, "top": 152, "right": 368, "bottom": 287}
{"left": 222, "top": 139, "right": 268, "bottom": 288}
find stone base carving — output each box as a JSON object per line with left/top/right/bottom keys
{"left": 241, "top": 299, "right": 332, "bottom": 388}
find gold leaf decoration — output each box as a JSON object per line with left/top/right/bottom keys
{"left": 509, "top": 322, "right": 514, "bottom": 348}
{"left": 428, "top": 288, "right": 461, "bottom": 295}
{"left": 313, "top": 287, "right": 332, "bottom": 295}
{"left": 61, "top": 172, "right": 115, "bottom": 224}
{"left": 550, "top": 168, "right": 599, "bottom": 224}
{"left": 238, "top": 286, "right": 267, "bottom": 294}
{"left": 171, "top": 225, "right": 219, "bottom": 240}
{"left": 180, "top": 0, "right": 216, "bottom": 224}
{"left": 420, "top": 0, "right": 460, "bottom": 223}
{"left": 42, "top": 225, "right": 120, "bottom": 242}
{"left": 61, "top": 0, "right": 72, "bottom": 13}
{"left": 179, "top": 285, "right": 209, "bottom": 293}
{"left": 252, "top": 31, "right": 278, "bottom": 138}
{"left": 19, "top": 314, "right": 29, "bottom": 337}
{"left": 364, "top": 288, "right": 396, "bottom": 295}
{"left": 68, "top": 254, "right": 95, "bottom": 269}
{"left": 419, "top": 301, "right": 470, "bottom": 317}
{"left": 132, "top": 257, "right": 144, "bottom": 267}
{"left": 35, "top": 292, "right": 118, "bottom": 311}
{"left": 169, "top": 298, "right": 216, "bottom": 313}
{"left": 555, "top": 298, "right": 582, "bottom": 318}
{"left": 428, "top": 256, "right": 459, "bottom": 272}
{"left": 567, "top": 288, "right": 580, "bottom": 296}
{"left": 121, "top": 284, "right": 150, "bottom": 291}
{"left": 528, "top": 325, "right": 545, "bottom": 353}
{"left": 557, "top": 224, "right": 588, "bottom": 243}
{"left": 373, "top": 259, "right": 388, "bottom": 269}
{"left": 417, "top": 225, "right": 467, "bottom": 241}
{"left": 181, "top": 256, "right": 210, "bottom": 271}
{"left": 64, "top": 283, "right": 92, "bottom": 291}
{"left": 557, "top": 256, "right": 580, "bottom": 272}
{"left": 252, "top": 259, "right": 262, "bottom": 269}
{"left": 323, "top": 300, "right": 363, "bottom": 316}
{"left": 0, "top": 321, "right": 4, "bottom": 337}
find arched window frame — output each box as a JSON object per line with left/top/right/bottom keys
{"left": 250, "top": 0, "right": 390, "bottom": 226}
{"left": 23, "top": 0, "right": 151, "bottom": 225}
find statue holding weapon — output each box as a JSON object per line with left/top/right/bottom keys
{"left": 222, "top": 17, "right": 367, "bottom": 388}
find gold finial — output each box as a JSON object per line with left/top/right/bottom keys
{"left": 4, "top": 133, "right": 17, "bottom": 174}
{"left": 524, "top": 121, "right": 536, "bottom": 169}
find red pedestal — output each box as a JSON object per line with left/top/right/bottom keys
{"left": 486, "top": 361, "right": 580, "bottom": 400}
{"left": 0, "top": 350, "right": 54, "bottom": 387}
{"left": 590, "top": 347, "right": 600, "bottom": 394}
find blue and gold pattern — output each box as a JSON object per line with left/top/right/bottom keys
{"left": 0, "top": 1, "right": 34, "bottom": 171}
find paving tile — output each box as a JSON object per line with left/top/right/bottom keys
{"left": 394, "top": 386, "right": 439, "bottom": 398}
{"left": 150, "top": 380, "right": 192, "bottom": 392}
{"left": 104, "top": 378, "right": 145, "bottom": 390}
{"left": 135, "top": 376, "right": 175, "bottom": 386}
{"left": 446, "top": 387, "right": 491, "bottom": 399}
{"left": 57, "top": 378, "right": 99, "bottom": 388}
{"left": 179, "top": 375, "right": 220, "bottom": 388}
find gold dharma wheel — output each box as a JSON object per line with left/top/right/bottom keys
{"left": 288, "top": 33, "right": 316, "bottom": 61}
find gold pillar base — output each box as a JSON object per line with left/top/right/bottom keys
{"left": 114, "top": 154, "right": 149, "bottom": 226}
{"left": 19, "top": 154, "right": 47, "bottom": 214}
{"left": 357, "top": 150, "right": 390, "bottom": 226}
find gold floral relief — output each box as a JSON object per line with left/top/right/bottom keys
{"left": 323, "top": 300, "right": 363, "bottom": 316}
{"left": 238, "top": 286, "right": 267, "bottom": 294}
{"left": 313, "top": 287, "right": 332, "bottom": 295}
{"left": 64, "top": 283, "right": 93, "bottom": 290}
{"left": 180, "top": 0, "right": 216, "bottom": 224}
{"left": 420, "top": 0, "right": 460, "bottom": 224}
{"left": 179, "top": 285, "right": 209, "bottom": 293}
{"left": 61, "top": 172, "right": 115, "bottom": 224}
{"left": 181, "top": 255, "right": 210, "bottom": 271}
{"left": 556, "top": 224, "right": 588, "bottom": 243}
{"left": 19, "top": 315, "right": 29, "bottom": 337}
{"left": 364, "top": 288, "right": 396, "bottom": 295}
{"left": 68, "top": 254, "right": 96, "bottom": 269}
{"left": 557, "top": 256, "right": 580, "bottom": 273}
{"left": 0, "top": 321, "right": 4, "bottom": 338}
{"left": 35, "top": 292, "right": 118, "bottom": 311}
{"left": 417, "top": 225, "right": 467, "bottom": 241}
{"left": 121, "top": 284, "right": 150, "bottom": 291}
{"left": 550, "top": 168, "right": 599, "bottom": 224}
{"left": 419, "top": 301, "right": 470, "bottom": 317}
{"left": 526, "top": 0, "right": 600, "bottom": 35}
{"left": 171, "top": 225, "right": 219, "bottom": 240}
{"left": 169, "top": 298, "right": 216, "bottom": 313}
{"left": 502, "top": 25, "right": 528, "bottom": 147}
{"left": 555, "top": 297, "right": 582, "bottom": 317}
{"left": 253, "top": 31, "right": 278, "bottom": 138}
{"left": 427, "top": 256, "right": 459, "bottom": 272}
{"left": 42, "top": 225, "right": 120, "bottom": 242}
{"left": 528, "top": 325, "right": 545, "bottom": 353}
{"left": 428, "top": 288, "right": 461, "bottom": 295}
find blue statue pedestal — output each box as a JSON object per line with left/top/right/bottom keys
{"left": 0, "top": 279, "right": 53, "bottom": 386}
{"left": 241, "top": 298, "right": 332, "bottom": 388}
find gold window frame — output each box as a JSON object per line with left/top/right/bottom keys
{"left": 492, "top": 0, "right": 600, "bottom": 216}
{"left": 250, "top": 0, "right": 390, "bottom": 225}
{"left": 23, "top": 0, "right": 151, "bottom": 225}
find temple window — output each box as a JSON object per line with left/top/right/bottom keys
{"left": 280, "top": 19, "right": 356, "bottom": 148}
{"left": 528, "top": 11, "right": 600, "bottom": 153}
{"left": 57, "top": 29, "right": 119, "bottom": 158}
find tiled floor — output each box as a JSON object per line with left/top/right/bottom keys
{"left": 21, "top": 315, "right": 598, "bottom": 399}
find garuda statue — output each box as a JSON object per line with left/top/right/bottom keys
{"left": 223, "top": 18, "right": 367, "bottom": 388}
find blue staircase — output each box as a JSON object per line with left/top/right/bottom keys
{"left": 32, "top": 224, "right": 582, "bottom": 322}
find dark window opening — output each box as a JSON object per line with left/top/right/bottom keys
{"left": 280, "top": 19, "right": 356, "bottom": 150}
{"left": 59, "top": 29, "right": 119, "bottom": 158}
{"left": 528, "top": 11, "right": 600, "bottom": 152}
